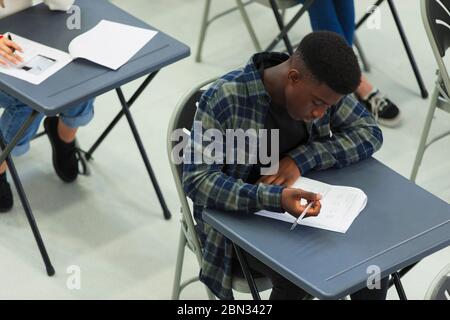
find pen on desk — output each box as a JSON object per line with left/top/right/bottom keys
{"left": 290, "top": 201, "right": 314, "bottom": 231}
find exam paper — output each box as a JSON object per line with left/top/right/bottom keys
{"left": 68, "top": 20, "right": 158, "bottom": 70}
{"left": 0, "top": 33, "right": 72, "bottom": 85}
{"left": 0, "top": 20, "right": 158, "bottom": 84}
{"left": 256, "top": 177, "right": 367, "bottom": 233}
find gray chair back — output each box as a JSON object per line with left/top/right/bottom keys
{"left": 166, "top": 78, "right": 273, "bottom": 295}
{"left": 422, "top": 0, "right": 450, "bottom": 92}
{"left": 425, "top": 263, "right": 450, "bottom": 300}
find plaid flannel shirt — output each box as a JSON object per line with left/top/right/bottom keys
{"left": 183, "top": 52, "right": 383, "bottom": 300}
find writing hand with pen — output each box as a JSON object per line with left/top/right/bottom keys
{"left": 257, "top": 156, "right": 322, "bottom": 219}
{"left": 0, "top": 33, "right": 23, "bottom": 67}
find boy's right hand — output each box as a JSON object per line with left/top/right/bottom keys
{"left": 281, "top": 188, "right": 322, "bottom": 218}
{"left": 0, "top": 36, "right": 23, "bottom": 66}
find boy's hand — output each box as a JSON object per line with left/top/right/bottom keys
{"left": 0, "top": 1, "right": 4, "bottom": 8}
{"left": 257, "top": 156, "right": 300, "bottom": 187}
{"left": 281, "top": 188, "right": 321, "bottom": 218}
{"left": 0, "top": 36, "right": 23, "bottom": 66}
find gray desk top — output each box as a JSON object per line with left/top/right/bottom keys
{"left": 203, "top": 158, "right": 450, "bottom": 299}
{"left": 0, "top": 0, "right": 190, "bottom": 115}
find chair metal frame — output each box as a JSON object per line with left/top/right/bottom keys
{"left": 424, "top": 263, "right": 450, "bottom": 300}
{"left": 411, "top": 0, "right": 450, "bottom": 182}
{"left": 167, "top": 78, "right": 272, "bottom": 300}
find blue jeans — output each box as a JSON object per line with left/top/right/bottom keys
{"left": 0, "top": 91, "right": 94, "bottom": 157}
{"left": 299, "top": 0, "right": 355, "bottom": 45}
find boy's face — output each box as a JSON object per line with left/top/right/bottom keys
{"left": 284, "top": 69, "right": 344, "bottom": 122}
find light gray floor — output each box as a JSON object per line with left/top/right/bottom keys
{"left": 0, "top": 0, "right": 448, "bottom": 300}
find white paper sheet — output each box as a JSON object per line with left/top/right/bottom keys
{"left": 0, "top": 33, "right": 72, "bottom": 85}
{"left": 0, "top": 21, "right": 157, "bottom": 84}
{"left": 68, "top": 20, "right": 158, "bottom": 70}
{"left": 256, "top": 177, "right": 367, "bottom": 233}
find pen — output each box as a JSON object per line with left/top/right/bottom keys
{"left": 7, "top": 33, "right": 15, "bottom": 54}
{"left": 290, "top": 202, "right": 314, "bottom": 231}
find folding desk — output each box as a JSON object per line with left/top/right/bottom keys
{"left": 0, "top": 0, "right": 189, "bottom": 276}
{"left": 203, "top": 158, "right": 450, "bottom": 299}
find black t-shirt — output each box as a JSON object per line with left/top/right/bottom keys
{"left": 246, "top": 53, "right": 308, "bottom": 184}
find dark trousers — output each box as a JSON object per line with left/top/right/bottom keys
{"left": 234, "top": 251, "right": 389, "bottom": 300}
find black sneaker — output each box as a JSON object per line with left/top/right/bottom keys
{"left": 44, "top": 117, "right": 80, "bottom": 183}
{"left": 361, "top": 90, "right": 401, "bottom": 127}
{"left": 0, "top": 172, "right": 13, "bottom": 213}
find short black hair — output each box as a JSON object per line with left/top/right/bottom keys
{"left": 294, "top": 31, "right": 361, "bottom": 95}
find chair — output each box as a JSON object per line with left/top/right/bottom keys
{"left": 167, "top": 78, "right": 272, "bottom": 299}
{"left": 410, "top": 0, "right": 450, "bottom": 182}
{"left": 196, "top": 0, "right": 427, "bottom": 97}
{"left": 196, "top": 0, "right": 300, "bottom": 62}
{"left": 424, "top": 263, "right": 450, "bottom": 300}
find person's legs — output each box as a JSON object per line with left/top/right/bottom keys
{"left": 303, "top": 0, "right": 344, "bottom": 36}
{"left": 44, "top": 98, "right": 94, "bottom": 183}
{"left": 57, "top": 120, "right": 77, "bottom": 143}
{"left": 58, "top": 99, "right": 94, "bottom": 133}
{"left": 333, "top": 0, "right": 355, "bottom": 45}
{"left": 0, "top": 91, "right": 45, "bottom": 212}
{"left": 0, "top": 93, "right": 45, "bottom": 161}
{"left": 233, "top": 250, "right": 310, "bottom": 300}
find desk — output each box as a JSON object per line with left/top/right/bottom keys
{"left": 204, "top": 158, "right": 450, "bottom": 299}
{"left": 0, "top": 0, "right": 190, "bottom": 275}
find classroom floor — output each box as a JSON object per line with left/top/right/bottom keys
{"left": 0, "top": 0, "right": 449, "bottom": 300}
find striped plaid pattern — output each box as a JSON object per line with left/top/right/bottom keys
{"left": 182, "top": 53, "right": 383, "bottom": 300}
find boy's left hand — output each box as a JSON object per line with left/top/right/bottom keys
{"left": 257, "top": 156, "right": 300, "bottom": 187}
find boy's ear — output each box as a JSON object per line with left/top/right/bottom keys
{"left": 288, "top": 69, "right": 301, "bottom": 84}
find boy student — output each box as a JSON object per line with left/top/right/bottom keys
{"left": 0, "top": 0, "right": 94, "bottom": 212}
{"left": 183, "top": 31, "right": 389, "bottom": 300}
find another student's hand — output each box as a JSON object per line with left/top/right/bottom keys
{"left": 0, "top": 36, "right": 23, "bottom": 66}
{"left": 257, "top": 156, "right": 300, "bottom": 187}
{"left": 281, "top": 188, "right": 321, "bottom": 218}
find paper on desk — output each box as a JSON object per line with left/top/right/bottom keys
{"left": 0, "top": 33, "right": 72, "bottom": 85}
{"left": 0, "top": 21, "right": 157, "bottom": 85}
{"left": 68, "top": 20, "right": 158, "bottom": 70}
{"left": 256, "top": 177, "right": 367, "bottom": 233}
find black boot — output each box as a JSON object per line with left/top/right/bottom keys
{"left": 44, "top": 117, "right": 80, "bottom": 183}
{"left": 0, "top": 172, "right": 13, "bottom": 213}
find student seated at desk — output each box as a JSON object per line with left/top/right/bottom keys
{"left": 183, "top": 31, "right": 389, "bottom": 300}
{"left": 0, "top": 0, "right": 94, "bottom": 213}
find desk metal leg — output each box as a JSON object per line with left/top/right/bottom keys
{"left": 388, "top": 262, "right": 418, "bottom": 300}
{"left": 84, "top": 71, "right": 170, "bottom": 220}
{"left": 354, "top": 35, "right": 371, "bottom": 73}
{"left": 392, "top": 272, "right": 407, "bottom": 300}
{"left": 0, "top": 111, "right": 55, "bottom": 276}
{"left": 85, "top": 71, "right": 159, "bottom": 160}
{"left": 387, "top": 0, "right": 428, "bottom": 99}
{"left": 233, "top": 244, "right": 261, "bottom": 300}
{"left": 268, "top": 0, "right": 294, "bottom": 54}
{"left": 116, "top": 88, "right": 171, "bottom": 220}
{"left": 265, "top": 0, "right": 315, "bottom": 52}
